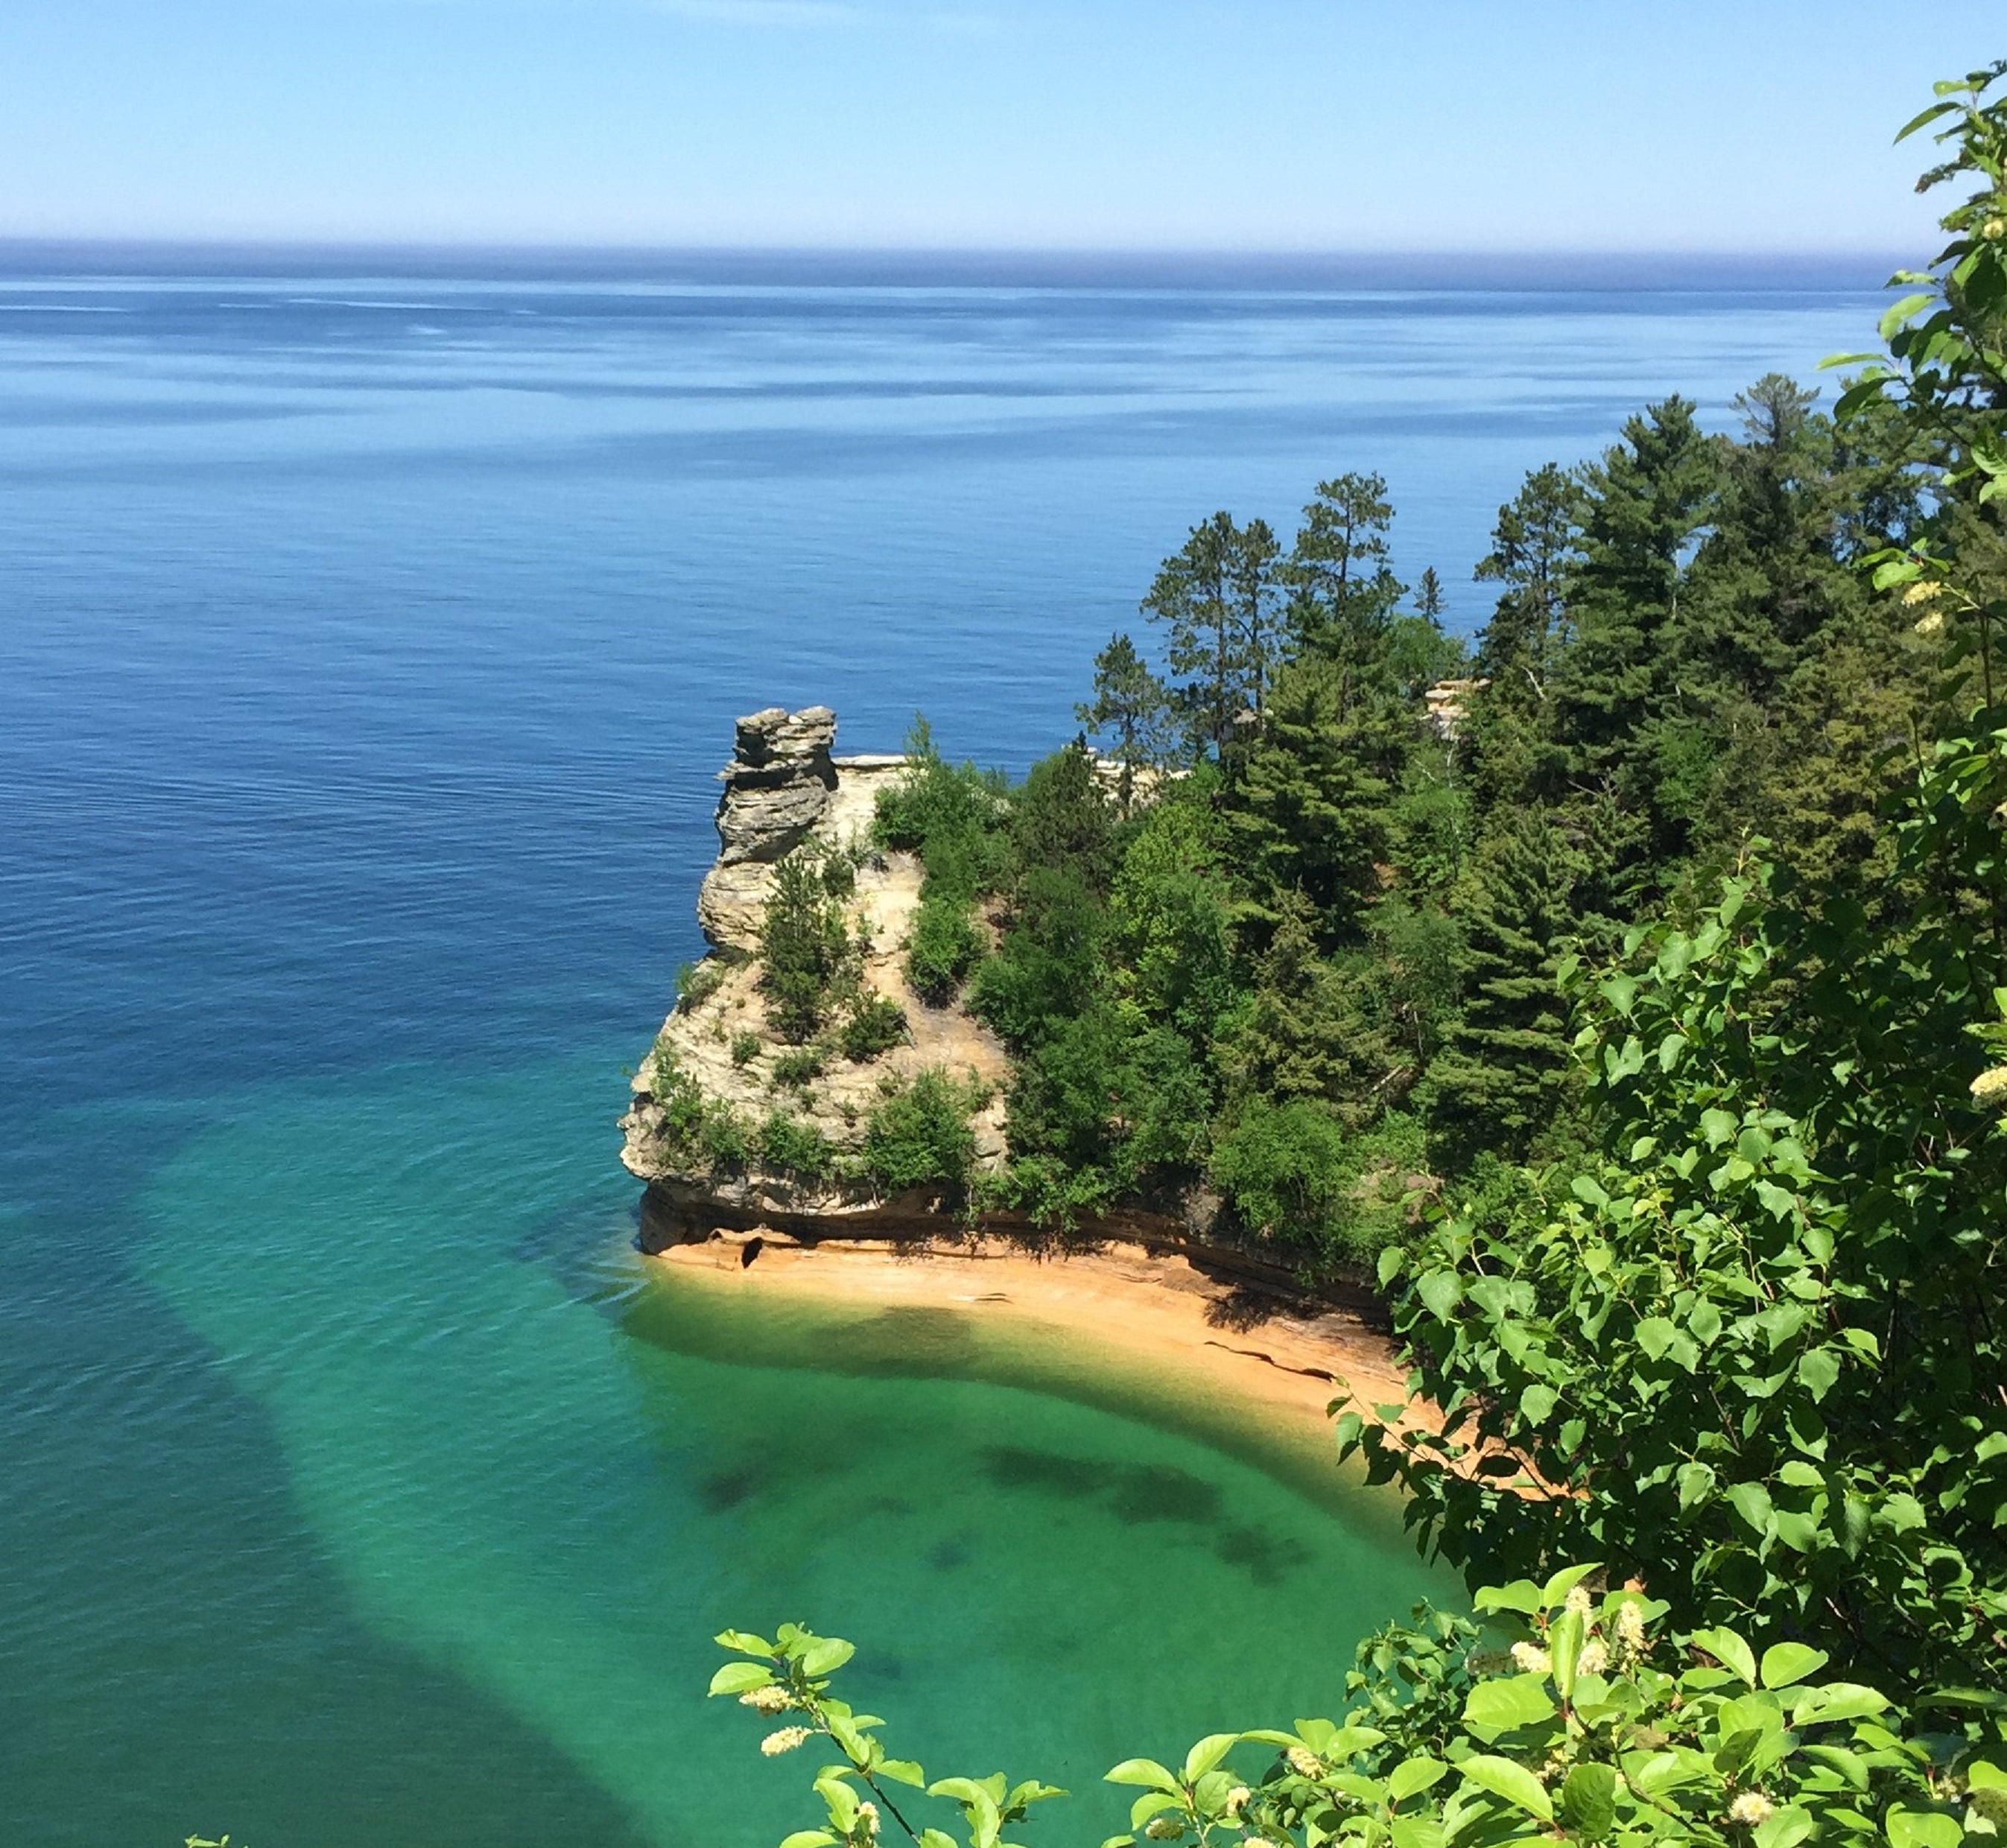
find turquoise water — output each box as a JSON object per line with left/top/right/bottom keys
{"left": 0, "top": 255, "right": 1889, "bottom": 1844}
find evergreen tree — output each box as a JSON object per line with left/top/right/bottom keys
{"left": 1427, "top": 810, "right": 1583, "bottom": 1161}
{"left": 1473, "top": 462, "right": 1580, "bottom": 688}
{"left": 1139, "top": 511, "right": 1282, "bottom": 755}
{"left": 1550, "top": 397, "right": 1721, "bottom": 769}
{"left": 1074, "top": 632, "right": 1175, "bottom": 815}
{"left": 1285, "top": 471, "right": 1406, "bottom": 654}
{"left": 1414, "top": 565, "right": 1445, "bottom": 620}
{"left": 1226, "top": 655, "right": 1395, "bottom": 930}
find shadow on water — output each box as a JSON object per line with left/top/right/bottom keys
{"left": 981, "top": 1446, "right": 1316, "bottom": 1588}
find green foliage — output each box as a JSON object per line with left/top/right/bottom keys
{"left": 771, "top": 1046, "right": 827, "bottom": 1091}
{"left": 1077, "top": 633, "right": 1178, "bottom": 814}
{"left": 763, "top": 851, "right": 857, "bottom": 1044}
{"left": 676, "top": 956, "right": 729, "bottom": 1015}
{"left": 1209, "top": 1097, "right": 1352, "bottom": 1254}
{"left": 840, "top": 991, "right": 908, "bottom": 1062}
{"left": 860, "top": 1069, "right": 987, "bottom": 1195}
{"left": 1141, "top": 509, "right": 1284, "bottom": 754}
{"left": 732, "top": 1030, "right": 763, "bottom": 1068}
{"left": 758, "top": 1110, "right": 836, "bottom": 1179}
{"left": 907, "top": 895, "right": 986, "bottom": 1006}
{"left": 711, "top": 1575, "right": 2003, "bottom": 1848}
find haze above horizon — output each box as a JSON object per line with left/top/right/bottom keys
{"left": 5, "top": 2, "right": 2001, "bottom": 253}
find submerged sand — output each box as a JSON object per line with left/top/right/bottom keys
{"left": 650, "top": 1231, "right": 1419, "bottom": 1450}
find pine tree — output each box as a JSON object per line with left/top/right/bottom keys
{"left": 1140, "top": 512, "right": 1282, "bottom": 755}
{"left": 1226, "top": 655, "right": 1395, "bottom": 931}
{"left": 1074, "top": 632, "right": 1175, "bottom": 815}
{"left": 1550, "top": 397, "right": 1721, "bottom": 769}
{"left": 1426, "top": 810, "right": 1584, "bottom": 1161}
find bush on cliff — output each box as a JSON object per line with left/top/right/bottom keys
{"left": 860, "top": 1068, "right": 987, "bottom": 1194}
{"left": 761, "top": 851, "right": 857, "bottom": 1043}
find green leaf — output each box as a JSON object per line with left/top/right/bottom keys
{"left": 1895, "top": 99, "right": 1961, "bottom": 140}
{"left": 1390, "top": 1817, "right": 1444, "bottom": 1848}
{"left": 708, "top": 1662, "right": 776, "bottom": 1696}
{"left": 1389, "top": 1759, "right": 1450, "bottom": 1803}
{"left": 879, "top": 1760, "right": 928, "bottom": 1788}
{"left": 1462, "top": 1677, "right": 1559, "bottom": 1734}
{"left": 1106, "top": 1760, "right": 1181, "bottom": 1794}
{"left": 1520, "top": 1382, "right": 1558, "bottom": 1424}
{"left": 716, "top": 1630, "right": 774, "bottom": 1655}
{"left": 1678, "top": 1461, "right": 1716, "bottom": 1509}
{"left": 1541, "top": 1563, "right": 1601, "bottom": 1609}
{"left": 1701, "top": 1108, "right": 1740, "bottom": 1149}
{"left": 1723, "top": 1482, "right": 1774, "bottom": 1539}
{"left": 1759, "top": 1642, "right": 1830, "bottom": 1689}
{"left": 1182, "top": 1736, "right": 1239, "bottom": 1782}
{"left": 799, "top": 1638, "right": 855, "bottom": 1677}
{"left": 1797, "top": 1348, "right": 1841, "bottom": 1402}
{"left": 779, "top": 1833, "right": 837, "bottom": 1848}
{"left": 1886, "top": 1809, "right": 1965, "bottom": 1848}
{"left": 1559, "top": 1763, "right": 1617, "bottom": 1840}
{"left": 1474, "top": 1579, "right": 1543, "bottom": 1616}
{"left": 1791, "top": 1683, "right": 1888, "bottom": 1725}
{"left": 1879, "top": 293, "right": 1935, "bottom": 340}
{"left": 1755, "top": 1806, "right": 1815, "bottom": 1848}
{"left": 1459, "top": 1754, "right": 1553, "bottom": 1822}
{"left": 1690, "top": 1627, "right": 1758, "bottom": 1686}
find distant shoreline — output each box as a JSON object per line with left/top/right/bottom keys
{"left": 0, "top": 238, "right": 1906, "bottom": 293}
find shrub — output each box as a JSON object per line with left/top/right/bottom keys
{"left": 711, "top": 1574, "right": 2006, "bottom": 1848}
{"left": 838, "top": 991, "right": 907, "bottom": 1062}
{"left": 1208, "top": 1097, "right": 1353, "bottom": 1257}
{"left": 673, "top": 956, "right": 727, "bottom": 1015}
{"left": 756, "top": 1110, "right": 834, "bottom": 1179}
{"left": 770, "top": 1047, "right": 825, "bottom": 1091}
{"left": 729, "top": 1031, "right": 761, "bottom": 1068}
{"left": 760, "top": 853, "right": 853, "bottom": 1043}
{"left": 697, "top": 1105, "right": 749, "bottom": 1170}
{"left": 905, "top": 895, "right": 984, "bottom": 1006}
{"left": 861, "top": 1068, "right": 986, "bottom": 1193}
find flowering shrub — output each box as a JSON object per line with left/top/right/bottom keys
{"left": 711, "top": 1570, "right": 2003, "bottom": 1848}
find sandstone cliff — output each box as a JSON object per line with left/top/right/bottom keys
{"left": 621, "top": 705, "right": 1013, "bottom": 1231}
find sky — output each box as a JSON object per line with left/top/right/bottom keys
{"left": 1, "top": 0, "right": 2001, "bottom": 251}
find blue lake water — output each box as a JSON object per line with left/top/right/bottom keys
{"left": 0, "top": 255, "right": 1886, "bottom": 1845}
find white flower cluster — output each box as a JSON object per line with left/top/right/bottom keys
{"left": 760, "top": 1727, "right": 812, "bottom": 1756}
{"left": 1728, "top": 1791, "right": 1775, "bottom": 1827}
{"left": 739, "top": 1685, "right": 792, "bottom": 1714}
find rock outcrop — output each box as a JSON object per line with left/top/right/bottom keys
{"left": 697, "top": 705, "right": 840, "bottom": 951}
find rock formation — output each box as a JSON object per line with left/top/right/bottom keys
{"left": 696, "top": 705, "right": 839, "bottom": 950}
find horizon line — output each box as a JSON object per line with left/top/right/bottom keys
{"left": 0, "top": 237, "right": 1909, "bottom": 291}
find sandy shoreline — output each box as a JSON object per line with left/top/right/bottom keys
{"left": 648, "top": 1229, "right": 1419, "bottom": 1447}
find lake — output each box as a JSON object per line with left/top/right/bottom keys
{"left": 0, "top": 251, "right": 1887, "bottom": 1845}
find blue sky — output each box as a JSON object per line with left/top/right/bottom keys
{"left": 2, "top": 0, "right": 2000, "bottom": 249}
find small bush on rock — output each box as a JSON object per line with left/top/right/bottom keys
{"left": 861, "top": 1068, "right": 987, "bottom": 1193}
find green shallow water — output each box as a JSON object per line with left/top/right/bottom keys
{"left": 130, "top": 1049, "right": 1445, "bottom": 1846}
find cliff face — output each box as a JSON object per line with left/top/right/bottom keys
{"left": 620, "top": 705, "right": 1012, "bottom": 1228}
{"left": 619, "top": 706, "right": 1383, "bottom": 1310}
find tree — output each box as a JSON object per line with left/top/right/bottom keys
{"left": 1424, "top": 810, "right": 1582, "bottom": 1163}
{"left": 1139, "top": 511, "right": 1281, "bottom": 755}
{"left": 1226, "top": 655, "right": 1395, "bottom": 930}
{"left": 1413, "top": 565, "right": 1446, "bottom": 620}
{"left": 1075, "top": 632, "right": 1176, "bottom": 814}
{"left": 1550, "top": 400, "right": 1719, "bottom": 764}
{"left": 1285, "top": 471, "right": 1406, "bottom": 655}
{"left": 1474, "top": 462, "right": 1580, "bottom": 688}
